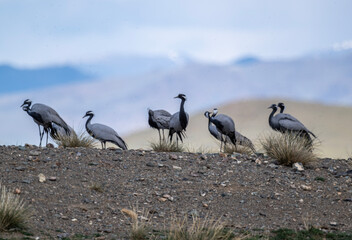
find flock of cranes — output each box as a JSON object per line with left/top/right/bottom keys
{"left": 21, "top": 95, "right": 316, "bottom": 151}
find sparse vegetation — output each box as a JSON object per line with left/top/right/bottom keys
{"left": 89, "top": 183, "right": 103, "bottom": 193}
{"left": 163, "top": 215, "right": 232, "bottom": 240}
{"left": 150, "top": 140, "right": 184, "bottom": 152}
{"left": 224, "top": 144, "right": 253, "bottom": 156}
{"left": 121, "top": 207, "right": 149, "bottom": 240}
{"left": 260, "top": 132, "right": 317, "bottom": 166}
{"left": 0, "top": 184, "right": 30, "bottom": 231}
{"left": 54, "top": 130, "right": 96, "bottom": 148}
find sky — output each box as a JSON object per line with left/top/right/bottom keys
{"left": 1, "top": 0, "right": 352, "bottom": 67}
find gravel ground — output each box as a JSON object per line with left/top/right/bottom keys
{"left": 0, "top": 145, "right": 351, "bottom": 239}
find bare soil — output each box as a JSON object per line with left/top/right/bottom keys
{"left": 0, "top": 145, "right": 351, "bottom": 239}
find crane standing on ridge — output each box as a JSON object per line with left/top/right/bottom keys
{"left": 169, "top": 94, "right": 189, "bottom": 147}
{"left": 83, "top": 110, "right": 127, "bottom": 150}
{"left": 148, "top": 109, "right": 171, "bottom": 143}
{"left": 21, "top": 99, "right": 71, "bottom": 147}
{"left": 207, "top": 108, "right": 237, "bottom": 152}
{"left": 268, "top": 103, "right": 316, "bottom": 141}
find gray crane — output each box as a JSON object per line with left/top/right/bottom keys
{"left": 148, "top": 109, "right": 171, "bottom": 143}
{"left": 208, "top": 108, "right": 237, "bottom": 150}
{"left": 205, "top": 110, "right": 255, "bottom": 152}
{"left": 169, "top": 94, "right": 189, "bottom": 146}
{"left": 83, "top": 111, "right": 127, "bottom": 150}
{"left": 21, "top": 99, "right": 71, "bottom": 147}
{"left": 268, "top": 103, "right": 316, "bottom": 140}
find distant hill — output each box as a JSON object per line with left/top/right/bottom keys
{"left": 0, "top": 65, "right": 93, "bottom": 94}
{"left": 126, "top": 99, "right": 352, "bottom": 159}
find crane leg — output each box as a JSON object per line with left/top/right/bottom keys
{"left": 101, "top": 142, "right": 104, "bottom": 149}
{"left": 45, "top": 129, "right": 49, "bottom": 146}
{"left": 162, "top": 129, "right": 165, "bottom": 142}
{"left": 158, "top": 129, "right": 161, "bottom": 144}
{"left": 39, "top": 126, "right": 45, "bottom": 147}
{"left": 220, "top": 140, "right": 223, "bottom": 153}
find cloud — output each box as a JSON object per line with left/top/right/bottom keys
{"left": 333, "top": 40, "right": 352, "bottom": 51}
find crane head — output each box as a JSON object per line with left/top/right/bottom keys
{"left": 174, "top": 93, "right": 186, "bottom": 100}
{"left": 83, "top": 111, "right": 94, "bottom": 118}
{"left": 204, "top": 111, "right": 210, "bottom": 118}
{"left": 268, "top": 104, "right": 277, "bottom": 109}
{"left": 20, "top": 99, "right": 32, "bottom": 107}
{"left": 212, "top": 108, "right": 218, "bottom": 117}
{"left": 277, "top": 102, "right": 285, "bottom": 108}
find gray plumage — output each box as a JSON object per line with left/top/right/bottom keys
{"left": 21, "top": 99, "right": 71, "bottom": 147}
{"left": 208, "top": 108, "right": 237, "bottom": 146}
{"left": 169, "top": 94, "right": 189, "bottom": 145}
{"left": 205, "top": 110, "right": 255, "bottom": 151}
{"left": 50, "top": 123, "right": 75, "bottom": 140}
{"left": 148, "top": 109, "right": 171, "bottom": 142}
{"left": 83, "top": 111, "right": 127, "bottom": 150}
{"left": 268, "top": 103, "right": 316, "bottom": 140}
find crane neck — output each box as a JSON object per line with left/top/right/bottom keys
{"left": 85, "top": 114, "right": 94, "bottom": 130}
{"left": 268, "top": 107, "right": 277, "bottom": 126}
{"left": 179, "top": 98, "right": 188, "bottom": 129}
{"left": 279, "top": 106, "right": 285, "bottom": 113}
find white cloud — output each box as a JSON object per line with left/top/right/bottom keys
{"left": 333, "top": 40, "right": 352, "bottom": 51}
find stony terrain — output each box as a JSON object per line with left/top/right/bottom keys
{"left": 0, "top": 145, "right": 352, "bottom": 239}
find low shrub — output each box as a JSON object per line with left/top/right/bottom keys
{"left": 260, "top": 132, "right": 317, "bottom": 166}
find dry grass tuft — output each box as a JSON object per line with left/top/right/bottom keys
{"left": 0, "top": 184, "right": 30, "bottom": 231}
{"left": 223, "top": 144, "right": 253, "bottom": 156}
{"left": 260, "top": 132, "right": 317, "bottom": 166}
{"left": 150, "top": 140, "right": 184, "bottom": 152}
{"left": 121, "top": 206, "right": 150, "bottom": 240}
{"left": 165, "top": 214, "right": 232, "bottom": 240}
{"left": 89, "top": 183, "right": 103, "bottom": 193}
{"left": 55, "top": 130, "right": 96, "bottom": 148}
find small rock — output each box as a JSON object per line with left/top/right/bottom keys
{"left": 299, "top": 199, "right": 304, "bottom": 203}
{"left": 46, "top": 143, "right": 54, "bottom": 148}
{"left": 268, "top": 163, "right": 278, "bottom": 169}
{"left": 88, "top": 162, "right": 98, "bottom": 166}
{"left": 71, "top": 218, "right": 78, "bottom": 222}
{"left": 293, "top": 162, "right": 304, "bottom": 171}
{"left": 61, "top": 215, "right": 69, "bottom": 220}
{"left": 14, "top": 188, "right": 21, "bottom": 194}
{"left": 173, "top": 165, "right": 182, "bottom": 170}
{"left": 29, "top": 150, "right": 41, "bottom": 156}
{"left": 49, "top": 176, "right": 57, "bottom": 181}
{"left": 169, "top": 154, "right": 178, "bottom": 160}
{"left": 255, "top": 158, "right": 262, "bottom": 165}
{"left": 146, "top": 162, "right": 156, "bottom": 167}
{"left": 200, "top": 155, "right": 207, "bottom": 160}
{"left": 15, "top": 166, "right": 26, "bottom": 171}
{"left": 158, "top": 197, "right": 168, "bottom": 202}
{"left": 301, "top": 184, "right": 312, "bottom": 191}
{"left": 57, "top": 233, "right": 69, "bottom": 239}
{"left": 203, "top": 203, "right": 209, "bottom": 208}
{"left": 330, "top": 222, "right": 338, "bottom": 226}
{"left": 38, "top": 173, "right": 46, "bottom": 183}
{"left": 22, "top": 179, "right": 31, "bottom": 184}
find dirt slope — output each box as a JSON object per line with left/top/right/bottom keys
{"left": 0, "top": 145, "right": 351, "bottom": 239}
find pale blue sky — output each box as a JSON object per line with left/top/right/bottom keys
{"left": 1, "top": 0, "right": 352, "bottom": 67}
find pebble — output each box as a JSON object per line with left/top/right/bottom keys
{"left": 169, "top": 154, "right": 178, "bottom": 160}
{"left": 49, "top": 177, "right": 57, "bottom": 181}
{"left": 330, "top": 221, "right": 338, "bottom": 226}
{"left": 255, "top": 158, "right": 262, "bottom": 165}
{"left": 200, "top": 155, "right": 207, "bottom": 160}
{"left": 268, "top": 163, "right": 278, "bottom": 169}
{"left": 38, "top": 173, "right": 46, "bottom": 183}
{"left": 15, "top": 166, "right": 26, "bottom": 171}
{"left": 29, "top": 150, "right": 41, "bottom": 156}
{"left": 173, "top": 165, "right": 182, "bottom": 170}
{"left": 146, "top": 162, "right": 156, "bottom": 167}
{"left": 301, "top": 184, "right": 312, "bottom": 191}
{"left": 293, "top": 162, "right": 304, "bottom": 171}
